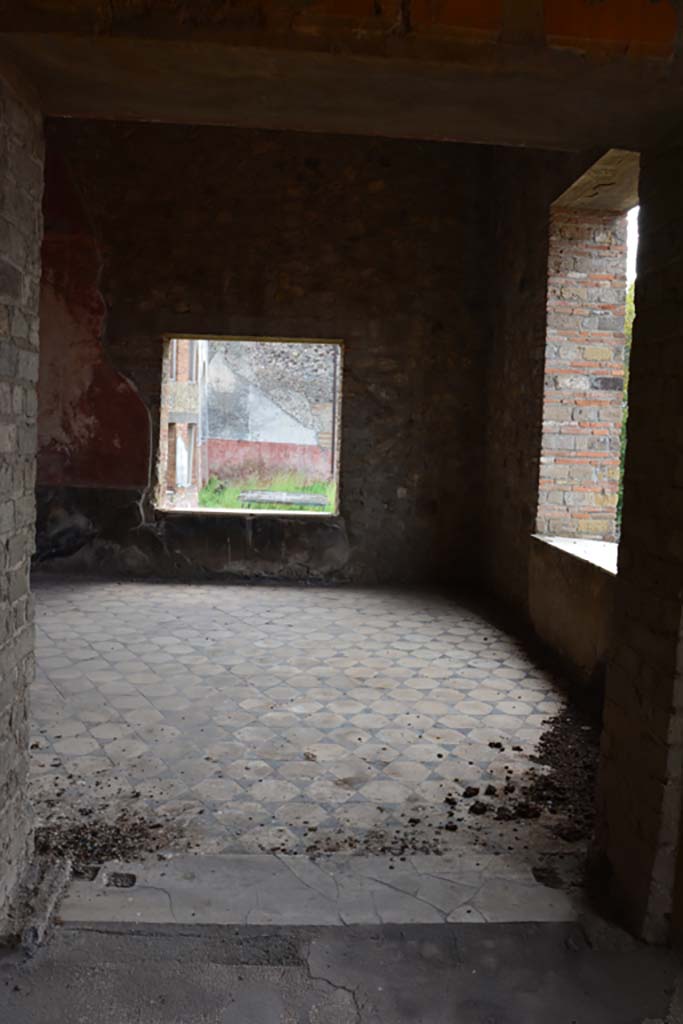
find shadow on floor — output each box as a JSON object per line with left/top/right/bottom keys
{"left": 0, "top": 920, "right": 678, "bottom": 1024}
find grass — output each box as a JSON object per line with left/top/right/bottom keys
{"left": 199, "top": 472, "right": 337, "bottom": 513}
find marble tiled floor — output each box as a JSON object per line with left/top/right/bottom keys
{"left": 30, "top": 577, "right": 566, "bottom": 862}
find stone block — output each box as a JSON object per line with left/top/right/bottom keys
{"left": 0, "top": 259, "right": 21, "bottom": 302}
{"left": 583, "top": 344, "right": 613, "bottom": 361}
{"left": 591, "top": 375, "right": 624, "bottom": 391}
{"left": 0, "top": 423, "right": 16, "bottom": 453}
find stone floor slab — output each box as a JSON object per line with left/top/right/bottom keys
{"left": 57, "top": 852, "right": 581, "bottom": 926}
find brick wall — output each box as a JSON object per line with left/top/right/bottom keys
{"left": 173, "top": 338, "right": 195, "bottom": 383}
{"left": 482, "top": 150, "right": 589, "bottom": 612}
{"left": 595, "top": 147, "right": 683, "bottom": 943}
{"left": 537, "top": 208, "right": 627, "bottom": 541}
{"left": 37, "top": 121, "right": 491, "bottom": 583}
{"left": 0, "top": 77, "right": 44, "bottom": 926}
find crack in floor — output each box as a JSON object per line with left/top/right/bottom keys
{"left": 134, "top": 884, "right": 179, "bottom": 924}
{"left": 304, "top": 949, "right": 363, "bottom": 1023}
{"left": 274, "top": 854, "right": 341, "bottom": 911}
{"left": 358, "top": 872, "right": 448, "bottom": 923}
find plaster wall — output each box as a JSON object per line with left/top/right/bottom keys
{"left": 37, "top": 150, "right": 150, "bottom": 490}
{"left": 207, "top": 339, "right": 335, "bottom": 442}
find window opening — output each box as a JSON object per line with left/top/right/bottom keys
{"left": 157, "top": 337, "right": 342, "bottom": 515}
{"left": 536, "top": 151, "right": 639, "bottom": 560}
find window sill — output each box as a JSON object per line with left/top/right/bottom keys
{"left": 156, "top": 504, "right": 340, "bottom": 519}
{"left": 532, "top": 534, "right": 618, "bottom": 576}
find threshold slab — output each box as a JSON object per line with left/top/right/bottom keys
{"left": 58, "top": 851, "right": 580, "bottom": 927}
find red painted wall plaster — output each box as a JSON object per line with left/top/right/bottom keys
{"left": 37, "top": 153, "right": 150, "bottom": 489}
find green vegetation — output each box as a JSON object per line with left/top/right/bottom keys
{"left": 199, "top": 473, "right": 337, "bottom": 513}
{"left": 616, "top": 281, "right": 635, "bottom": 530}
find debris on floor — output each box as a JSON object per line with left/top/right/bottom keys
{"left": 252, "top": 707, "right": 600, "bottom": 879}
{"left": 301, "top": 821, "right": 443, "bottom": 859}
{"left": 35, "top": 812, "right": 177, "bottom": 878}
{"left": 481, "top": 706, "right": 600, "bottom": 843}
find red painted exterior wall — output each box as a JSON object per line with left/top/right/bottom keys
{"left": 207, "top": 439, "right": 333, "bottom": 480}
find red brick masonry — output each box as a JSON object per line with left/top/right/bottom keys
{"left": 537, "top": 207, "right": 627, "bottom": 541}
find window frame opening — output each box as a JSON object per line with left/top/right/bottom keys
{"left": 534, "top": 150, "right": 639, "bottom": 575}
{"left": 155, "top": 334, "right": 343, "bottom": 518}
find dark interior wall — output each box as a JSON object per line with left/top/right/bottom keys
{"left": 36, "top": 121, "right": 494, "bottom": 582}
{"left": 596, "top": 144, "right": 683, "bottom": 943}
{"left": 482, "top": 148, "right": 591, "bottom": 616}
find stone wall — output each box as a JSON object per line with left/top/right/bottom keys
{"left": 0, "top": 76, "right": 44, "bottom": 926}
{"left": 528, "top": 537, "right": 615, "bottom": 694}
{"left": 596, "top": 144, "right": 683, "bottom": 943}
{"left": 537, "top": 208, "right": 627, "bottom": 541}
{"left": 482, "top": 149, "right": 589, "bottom": 614}
{"left": 207, "top": 340, "right": 336, "bottom": 441}
{"left": 35, "top": 125, "right": 596, "bottom": 591}
{"left": 207, "top": 355, "right": 318, "bottom": 448}
{"left": 36, "top": 121, "right": 493, "bottom": 583}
